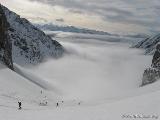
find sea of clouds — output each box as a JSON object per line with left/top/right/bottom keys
{"left": 24, "top": 33, "right": 152, "bottom": 101}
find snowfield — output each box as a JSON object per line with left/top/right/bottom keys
{"left": 0, "top": 32, "right": 159, "bottom": 120}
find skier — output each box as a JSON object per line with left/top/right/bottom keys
{"left": 56, "top": 102, "right": 59, "bottom": 107}
{"left": 45, "top": 101, "right": 48, "bottom": 105}
{"left": 18, "top": 101, "right": 22, "bottom": 110}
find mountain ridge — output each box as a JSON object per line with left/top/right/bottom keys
{"left": 35, "top": 23, "right": 148, "bottom": 39}
{"left": 0, "top": 4, "right": 64, "bottom": 68}
{"left": 134, "top": 33, "right": 160, "bottom": 54}
{"left": 134, "top": 33, "right": 160, "bottom": 86}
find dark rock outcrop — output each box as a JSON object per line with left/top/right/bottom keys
{"left": 142, "top": 68, "right": 160, "bottom": 86}
{"left": 141, "top": 44, "right": 160, "bottom": 86}
{"left": 151, "top": 44, "right": 160, "bottom": 68}
{"left": 134, "top": 32, "right": 160, "bottom": 86}
{"left": 0, "top": 5, "right": 13, "bottom": 69}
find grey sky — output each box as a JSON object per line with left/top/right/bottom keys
{"left": 1, "top": 0, "right": 160, "bottom": 34}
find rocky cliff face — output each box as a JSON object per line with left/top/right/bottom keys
{"left": 0, "top": 4, "right": 64, "bottom": 67}
{"left": 151, "top": 44, "right": 160, "bottom": 68}
{"left": 142, "top": 67, "right": 160, "bottom": 86}
{"left": 134, "top": 32, "right": 160, "bottom": 86}
{"left": 141, "top": 42, "right": 160, "bottom": 86}
{"left": 0, "top": 5, "right": 13, "bottom": 69}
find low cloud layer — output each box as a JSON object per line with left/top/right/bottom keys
{"left": 24, "top": 33, "right": 152, "bottom": 101}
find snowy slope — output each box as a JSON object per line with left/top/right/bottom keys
{"left": 0, "top": 63, "right": 63, "bottom": 111}
{"left": 0, "top": 64, "right": 52, "bottom": 100}
{"left": 0, "top": 4, "right": 64, "bottom": 65}
{"left": 0, "top": 64, "right": 160, "bottom": 120}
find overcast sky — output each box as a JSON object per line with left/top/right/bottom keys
{"left": 1, "top": 0, "right": 160, "bottom": 34}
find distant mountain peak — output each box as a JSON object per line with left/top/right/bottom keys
{"left": 35, "top": 23, "right": 115, "bottom": 36}
{"left": 135, "top": 33, "right": 160, "bottom": 86}
{"left": 35, "top": 23, "right": 148, "bottom": 39}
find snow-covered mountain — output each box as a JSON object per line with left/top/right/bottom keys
{"left": 134, "top": 33, "right": 160, "bottom": 54}
{"left": 134, "top": 33, "right": 160, "bottom": 86}
{"left": 36, "top": 23, "right": 148, "bottom": 39}
{"left": 37, "top": 23, "right": 146, "bottom": 38}
{"left": 35, "top": 23, "right": 114, "bottom": 36}
{"left": 141, "top": 44, "right": 160, "bottom": 86}
{"left": 0, "top": 4, "right": 64, "bottom": 68}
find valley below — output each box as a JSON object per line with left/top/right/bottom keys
{"left": 0, "top": 32, "right": 159, "bottom": 120}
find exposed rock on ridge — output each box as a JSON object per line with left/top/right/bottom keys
{"left": 0, "top": 5, "right": 13, "bottom": 69}
{"left": 0, "top": 4, "right": 64, "bottom": 68}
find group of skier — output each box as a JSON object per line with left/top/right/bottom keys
{"left": 17, "top": 90, "right": 81, "bottom": 110}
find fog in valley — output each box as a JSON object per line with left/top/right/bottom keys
{"left": 24, "top": 33, "right": 152, "bottom": 101}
